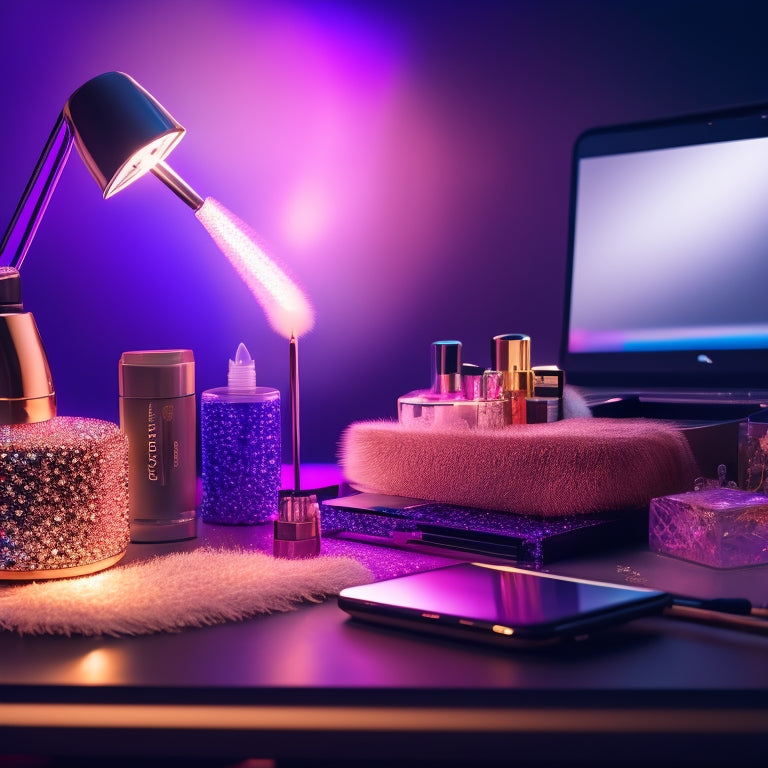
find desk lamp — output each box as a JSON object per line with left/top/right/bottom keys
{"left": 0, "top": 71, "right": 202, "bottom": 269}
{"left": 0, "top": 72, "right": 315, "bottom": 577}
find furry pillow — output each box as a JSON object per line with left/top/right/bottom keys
{"left": 340, "top": 418, "right": 699, "bottom": 516}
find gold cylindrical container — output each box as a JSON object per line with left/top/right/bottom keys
{"left": 491, "top": 333, "right": 532, "bottom": 394}
{"left": 491, "top": 333, "right": 533, "bottom": 424}
{"left": 119, "top": 349, "right": 197, "bottom": 542}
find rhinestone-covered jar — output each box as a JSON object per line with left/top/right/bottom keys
{"left": 0, "top": 417, "right": 129, "bottom": 579}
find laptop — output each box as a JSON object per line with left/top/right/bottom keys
{"left": 560, "top": 103, "right": 768, "bottom": 417}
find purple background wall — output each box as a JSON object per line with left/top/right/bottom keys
{"left": 2, "top": 0, "right": 768, "bottom": 462}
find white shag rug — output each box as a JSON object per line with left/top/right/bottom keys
{"left": 0, "top": 548, "right": 372, "bottom": 636}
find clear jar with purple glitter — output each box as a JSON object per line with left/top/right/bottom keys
{"left": 200, "top": 344, "right": 281, "bottom": 525}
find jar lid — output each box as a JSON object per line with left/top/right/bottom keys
{"left": 119, "top": 349, "right": 194, "bottom": 398}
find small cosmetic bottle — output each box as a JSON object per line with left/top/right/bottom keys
{"left": 432, "top": 340, "right": 462, "bottom": 395}
{"left": 461, "top": 363, "right": 483, "bottom": 400}
{"left": 491, "top": 334, "right": 533, "bottom": 424}
{"left": 119, "top": 349, "right": 197, "bottom": 542}
{"left": 527, "top": 367, "right": 565, "bottom": 423}
{"left": 200, "top": 343, "right": 281, "bottom": 525}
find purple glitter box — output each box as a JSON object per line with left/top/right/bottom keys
{"left": 321, "top": 493, "right": 647, "bottom": 568}
{"left": 649, "top": 488, "right": 768, "bottom": 568}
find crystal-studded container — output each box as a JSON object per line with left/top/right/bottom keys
{"left": 649, "top": 488, "right": 768, "bottom": 568}
{"left": 200, "top": 343, "right": 281, "bottom": 525}
{"left": 0, "top": 417, "right": 129, "bottom": 579}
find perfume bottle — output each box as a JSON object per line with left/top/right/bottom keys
{"left": 0, "top": 267, "right": 129, "bottom": 580}
{"left": 491, "top": 333, "right": 533, "bottom": 424}
{"left": 200, "top": 343, "right": 281, "bottom": 525}
{"left": 119, "top": 349, "right": 197, "bottom": 542}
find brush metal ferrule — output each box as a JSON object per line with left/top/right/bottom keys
{"left": 274, "top": 492, "right": 321, "bottom": 559}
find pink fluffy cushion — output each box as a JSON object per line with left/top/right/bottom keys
{"left": 340, "top": 418, "right": 700, "bottom": 517}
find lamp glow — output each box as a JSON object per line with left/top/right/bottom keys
{"left": 195, "top": 198, "right": 314, "bottom": 339}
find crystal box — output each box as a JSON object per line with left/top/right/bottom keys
{"left": 649, "top": 488, "right": 768, "bottom": 568}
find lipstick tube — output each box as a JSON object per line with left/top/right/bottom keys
{"left": 491, "top": 334, "right": 533, "bottom": 424}
{"left": 431, "top": 340, "right": 462, "bottom": 396}
{"left": 461, "top": 363, "right": 484, "bottom": 400}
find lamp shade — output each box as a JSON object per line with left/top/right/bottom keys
{"left": 64, "top": 71, "right": 185, "bottom": 198}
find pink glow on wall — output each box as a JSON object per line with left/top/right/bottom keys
{"left": 175, "top": 2, "right": 501, "bottom": 301}
{"left": 182, "top": 2, "right": 410, "bottom": 254}
{"left": 281, "top": 178, "right": 331, "bottom": 249}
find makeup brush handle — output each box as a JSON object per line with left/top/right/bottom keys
{"left": 664, "top": 604, "right": 768, "bottom": 636}
{"left": 290, "top": 334, "right": 300, "bottom": 492}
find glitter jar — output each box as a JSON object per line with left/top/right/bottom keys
{"left": 119, "top": 349, "right": 197, "bottom": 542}
{"left": 200, "top": 343, "right": 281, "bottom": 524}
{"left": 0, "top": 418, "right": 129, "bottom": 579}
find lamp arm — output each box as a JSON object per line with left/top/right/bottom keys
{"left": 0, "top": 112, "right": 74, "bottom": 270}
{"left": 151, "top": 161, "right": 204, "bottom": 211}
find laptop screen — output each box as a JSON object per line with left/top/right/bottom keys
{"left": 561, "top": 105, "right": 768, "bottom": 391}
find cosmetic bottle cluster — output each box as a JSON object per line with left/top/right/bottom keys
{"left": 398, "top": 334, "right": 564, "bottom": 430}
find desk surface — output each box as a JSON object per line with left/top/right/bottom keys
{"left": 1, "top": 500, "right": 767, "bottom": 765}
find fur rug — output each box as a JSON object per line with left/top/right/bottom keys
{"left": 340, "top": 417, "right": 700, "bottom": 516}
{"left": 0, "top": 548, "right": 371, "bottom": 636}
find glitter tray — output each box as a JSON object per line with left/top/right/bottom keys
{"left": 321, "top": 493, "right": 647, "bottom": 568}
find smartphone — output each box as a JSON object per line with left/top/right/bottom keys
{"left": 338, "top": 563, "right": 671, "bottom": 647}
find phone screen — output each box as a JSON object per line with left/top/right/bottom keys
{"left": 339, "top": 563, "right": 670, "bottom": 645}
